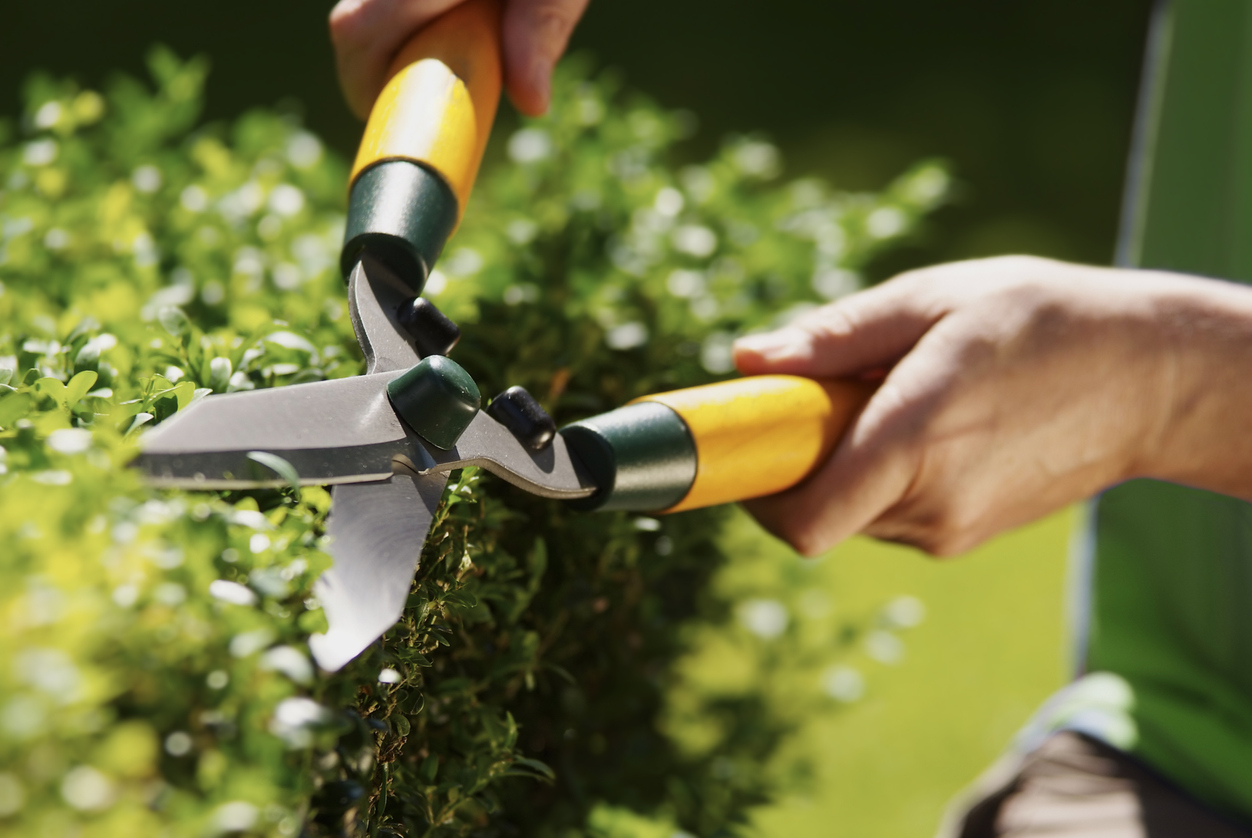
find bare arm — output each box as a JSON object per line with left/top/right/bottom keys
{"left": 330, "top": 0, "right": 590, "bottom": 118}
{"left": 733, "top": 256, "right": 1252, "bottom": 556}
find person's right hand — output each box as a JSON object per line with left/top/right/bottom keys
{"left": 732, "top": 256, "right": 1252, "bottom": 557}
{"left": 330, "top": 0, "right": 590, "bottom": 119}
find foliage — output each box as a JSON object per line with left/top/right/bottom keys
{"left": 0, "top": 49, "right": 946, "bottom": 836}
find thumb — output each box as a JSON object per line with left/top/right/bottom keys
{"left": 733, "top": 274, "right": 946, "bottom": 378}
{"left": 502, "top": 0, "right": 590, "bottom": 116}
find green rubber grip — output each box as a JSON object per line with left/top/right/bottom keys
{"left": 560, "top": 402, "right": 697, "bottom": 512}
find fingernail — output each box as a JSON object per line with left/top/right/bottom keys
{"left": 733, "top": 329, "right": 807, "bottom": 361}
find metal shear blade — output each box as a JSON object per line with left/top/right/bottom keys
{"left": 135, "top": 371, "right": 595, "bottom": 500}
{"left": 135, "top": 257, "right": 594, "bottom": 671}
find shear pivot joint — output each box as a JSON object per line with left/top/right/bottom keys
{"left": 387, "top": 356, "right": 481, "bottom": 450}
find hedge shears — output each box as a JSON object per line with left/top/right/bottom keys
{"left": 135, "top": 0, "right": 869, "bottom": 671}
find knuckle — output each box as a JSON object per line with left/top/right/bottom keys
{"left": 890, "top": 263, "right": 947, "bottom": 294}
{"left": 887, "top": 266, "right": 929, "bottom": 290}
{"left": 917, "top": 532, "right": 960, "bottom": 557}
{"left": 521, "top": 0, "right": 584, "bottom": 32}
{"left": 966, "top": 254, "right": 1048, "bottom": 281}
{"left": 918, "top": 506, "right": 981, "bottom": 557}
{"left": 743, "top": 497, "right": 828, "bottom": 558}
{"left": 986, "top": 254, "right": 1042, "bottom": 271}
{"left": 800, "top": 303, "right": 858, "bottom": 345}
{"left": 884, "top": 268, "right": 954, "bottom": 318}
{"left": 760, "top": 503, "right": 831, "bottom": 557}
{"left": 786, "top": 525, "right": 829, "bottom": 558}
{"left": 984, "top": 255, "right": 1066, "bottom": 297}
{"left": 898, "top": 255, "right": 1056, "bottom": 307}
{"left": 878, "top": 521, "right": 951, "bottom": 557}
{"left": 328, "top": 0, "right": 370, "bottom": 44}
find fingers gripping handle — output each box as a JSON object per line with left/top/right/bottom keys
{"left": 341, "top": 0, "right": 504, "bottom": 288}
{"left": 562, "top": 376, "right": 874, "bottom": 513}
{"left": 350, "top": 0, "right": 503, "bottom": 209}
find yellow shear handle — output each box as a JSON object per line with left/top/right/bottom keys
{"left": 636, "top": 375, "right": 874, "bottom": 513}
{"left": 350, "top": 0, "right": 503, "bottom": 220}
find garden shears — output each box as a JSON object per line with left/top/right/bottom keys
{"left": 134, "top": 0, "right": 869, "bottom": 672}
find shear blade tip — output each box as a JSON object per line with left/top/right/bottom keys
{"left": 308, "top": 631, "right": 372, "bottom": 673}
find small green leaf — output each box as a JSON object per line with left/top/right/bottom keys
{"left": 529, "top": 538, "right": 548, "bottom": 585}
{"left": 125, "top": 412, "right": 155, "bottom": 436}
{"left": 0, "top": 392, "right": 32, "bottom": 427}
{"left": 509, "top": 757, "right": 556, "bottom": 781}
{"left": 442, "top": 591, "right": 478, "bottom": 610}
{"left": 247, "top": 451, "right": 301, "bottom": 493}
{"left": 158, "top": 306, "right": 191, "bottom": 337}
{"left": 147, "top": 375, "right": 174, "bottom": 398}
{"left": 64, "top": 370, "right": 99, "bottom": 406}
{"left": 74, "top": 342, "right": 100, "bottom": 369}
{"left": 296, "top": 609, "right": 328, "bottom": 635}
{"left": 207, "top": 356, "right": 232, "bottom": 391}
{"left": 34, "top": 377, "right": 67, "bottom": 407}
{"left": 172, "top": 380, "right": 196, "bottom": 410}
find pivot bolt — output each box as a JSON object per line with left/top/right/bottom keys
{"left": 486, "top": 386, "right": 557, "bottom": 451}
{"left": 397, "top": 296, "right": 461, "bottom": 357}
{"left": 387, "top": 356, "right": 481, "bottom": 450}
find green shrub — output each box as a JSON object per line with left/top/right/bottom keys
{"left": 0, "top": 49, "right": 946, "bottom": 836}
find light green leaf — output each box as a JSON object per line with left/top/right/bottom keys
{"left": 246, "top": 451, "right": 301, "bottom": 493}
{"left": 33, "top": 377, "right": 67, "bottom": 407}
{"left": 158, "top": 306, "right": 190, "bottom": 337}
{"left": 172, "top": 380, "right": 196, "bottom": 411}
{"left": 0, "top": 392, "right": 32, "bottom": 427}
{"left": 64, "top": 370, "right": 99, "bottom": 406}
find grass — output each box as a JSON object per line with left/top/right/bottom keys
{"left": 716, "top": 507, "right": 1075, "bottom": 837}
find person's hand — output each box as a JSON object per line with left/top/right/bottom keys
{"left": 732, "top": 256, "right": 1252, "bottom": 557}
{"left": 330, "top": 0, "right": 589, "bottom": 119}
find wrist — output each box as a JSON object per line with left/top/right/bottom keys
{"left": 1132, "top": 274, "right": 1252, "bottom": 496}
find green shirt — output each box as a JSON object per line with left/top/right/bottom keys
{"left": 1028, "top": 0, "right": 1252, "bottom": 823}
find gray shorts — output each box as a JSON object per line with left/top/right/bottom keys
{"left": 939, "top": 732, "right": 1252, "bottom": 837}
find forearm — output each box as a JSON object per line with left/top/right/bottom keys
{"left": 1139, "top": 273, "right": 1252, "bottom": 499}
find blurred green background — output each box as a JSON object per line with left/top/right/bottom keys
{"left": 0, "top": 1, "right": 1150, "bottom": 834}
{"left": 718, "top": 510, "right": 1073, "bottom": 837}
